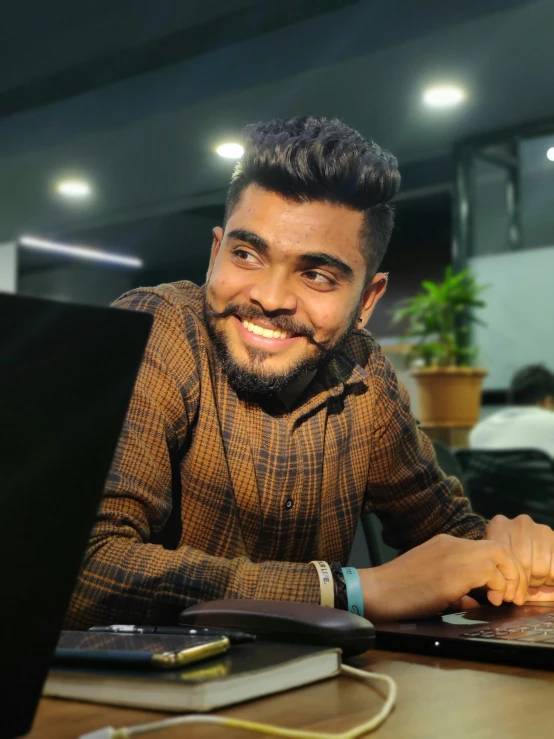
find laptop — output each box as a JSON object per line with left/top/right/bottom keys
{"left": 376, "top": 603, "right": 554, "bottom": 669}
{"left": 0, "top": 292, "right": 151, "bottom": 737}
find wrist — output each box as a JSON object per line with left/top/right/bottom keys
{"left": 358, "top": 565, "right": 391, "bottom": 623}
{"left": 341, "top": 566, "right": 364, "bottom": 617}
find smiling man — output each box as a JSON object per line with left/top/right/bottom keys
{"left": 69, "top": 117, "right": 554, "bottom": 628}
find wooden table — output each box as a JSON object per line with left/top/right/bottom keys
{"left": 29, "top": 650, "right": 554, "bottom": 739}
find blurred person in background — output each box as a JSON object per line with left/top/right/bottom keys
{"left": 471, "top": 364, "right": 554, "bottom": 459}
{"left": 68, "top": 117, "right": 554, "bottom": 630}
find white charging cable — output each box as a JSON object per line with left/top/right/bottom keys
{"left": 80, "top": 664, "right": 397, "bottom": 739}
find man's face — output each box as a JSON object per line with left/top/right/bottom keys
{"left": 204, "top": 185, "right": 387, "bottom": 393}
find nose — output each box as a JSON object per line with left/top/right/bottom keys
{"left": 249, "top": 270, "right": 297, "bottom": 314}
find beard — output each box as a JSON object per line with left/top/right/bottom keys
{"left": 203, "top": 294, "right": 359, "bottom": 397}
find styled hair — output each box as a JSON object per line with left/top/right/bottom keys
{"left": 508, "top": 364, "right": 554, "bottom": 405}
{"left": 224, "top": 116, "right": 401, "bottom": 275}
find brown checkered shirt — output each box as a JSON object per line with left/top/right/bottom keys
{"left": 67, "top": 281, "right": 486, "bottom": 628}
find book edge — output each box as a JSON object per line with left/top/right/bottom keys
{"left": 43, "top": 649, "right": 342, "bottom": 712}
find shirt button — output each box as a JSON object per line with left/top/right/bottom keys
{"left": 284, "top": 498, "right": 294, "bottom": 510}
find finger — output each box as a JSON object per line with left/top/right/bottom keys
{"left": 502, "top": 555, "right": 526, "bottom": 604}
{"left": 525, "top": 586, "right": 554, "bottom": 602}
{"left": 449, "top": 595, "right": 481, "bottom": 612}
{"left": 510, "top": 554, "right": 529, "bottom": 606}
{"left": 503, "top": 516, "right": 534, "bottom": 586}
{"left": 487, "top": 589, "right": 504, "bottom": 607}
{"left": 502, "top": 525, "right": 531, "bottom": 604}
{"left": 493, "top": 549, "right": 521, "bottom": 604}
{"left": 484, "top": 563, "right": 510, "bottom": 605}
{"left": 529, "top": 524, "right": 554, "bottom": 588}
{"left": 485, "top": 518, "right": 528, "bottom": 603}
{"left": 550, "top": 530, "right": 554, "bottom": 585}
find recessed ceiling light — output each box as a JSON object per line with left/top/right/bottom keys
{"left": 423, "top": 85, "right": 466, "bottom": 108}
{"left": 547, "top": 147, "right": 554, "bottom": 162}
{"left": 56, "top": 179, "right": 91, "bottom": 198}
{"left": 216, "top": 143, "right": 244, "bottom": 159}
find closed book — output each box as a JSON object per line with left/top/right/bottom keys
{"left": 43, "top": 641, "right": 341, "bottom": 712}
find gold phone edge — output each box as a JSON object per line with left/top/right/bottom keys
{"left": 151, "top": 636, "right": 231, "bottom": 669}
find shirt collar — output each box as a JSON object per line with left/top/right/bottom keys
{"left": 285, "top": 350, "right": 369, "bottom": 425}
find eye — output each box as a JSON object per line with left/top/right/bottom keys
{"left": 303, "top": 270, "right": 337, "bottom": 288}
{"left": 232, "top": 248, "right": 259, "bottom": 265}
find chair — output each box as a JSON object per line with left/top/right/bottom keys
{"left": 455, "top": 448, "right": 554, "bottom": 526}
{"left": 432, "top": 439, "right": 465, "bottom": 482}
{"left": 360, "top": 513, "right": 399, "bottom": 566}
{"left": 346, "top": 514, "right": 400, "bottom": 569}
{"left": 349, "top": 441, "right": 464, "bottom": 568}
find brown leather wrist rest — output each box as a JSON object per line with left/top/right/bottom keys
{"left": 179, "top": 599, "right": 375, "bottom": 656}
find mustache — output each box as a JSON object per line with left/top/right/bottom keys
{"left": 207, "top": 301, "right": 330, "bottom": 351}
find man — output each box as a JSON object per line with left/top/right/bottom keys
{"left": 68, "top": 117, "right": 554, "bottom": 629}
{"left": 471, "top": 364, "right": 554, "bottom": 459}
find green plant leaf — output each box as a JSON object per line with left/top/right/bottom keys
{"left": 391, "top": 266, "right": 488, "bottom": 367}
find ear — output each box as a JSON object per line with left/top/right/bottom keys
{"left": 206, "top": 226, "right": 224, "bottom": 281}
{"left": 358, "top": 272, "right": 388, "bottom": 327}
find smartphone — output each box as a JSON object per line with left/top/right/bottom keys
{"left": 54, "top": 630, "right": 230, "bottom": 670}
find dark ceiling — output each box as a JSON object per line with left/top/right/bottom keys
{"left": 2, "top": 0, "right": 553, "bottom": 277}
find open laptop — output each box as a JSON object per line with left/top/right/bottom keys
{"left": 376, "top": 603, "right": 554, "bottom": 669}
{"left": 0, "top": 292, "right": 151, "bottom": 737}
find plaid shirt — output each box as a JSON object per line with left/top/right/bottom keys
{"left": 67, "top": 281, "right": 486, "bottom": 629}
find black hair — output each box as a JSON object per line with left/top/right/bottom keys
{"left": 508, "top": 364, "right": 554, "bottom": 405}
{"left": 224, "top": 116, "right": 401, "bottom": 276}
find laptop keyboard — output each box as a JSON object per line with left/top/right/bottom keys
{"left": 461, "top": 612, "right": 554, "bottom": 643}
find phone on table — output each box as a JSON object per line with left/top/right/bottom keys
{"left": 54, "top": 631, "right": 230, "bottom": 670}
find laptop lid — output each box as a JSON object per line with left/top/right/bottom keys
{"left": 0, "top": 292, "right": 151, "bottom": 737}
{"left": 376, "top": 603, "right": 554, "bottom": 669}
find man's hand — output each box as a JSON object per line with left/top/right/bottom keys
{"left": 358, "top": 533, "right": 526, "bottom": 623}
{"left": 486, "top": 514, "right": 554, "bottom": 603}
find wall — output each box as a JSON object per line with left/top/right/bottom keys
{"left": 520, "top": 134, "right": 554, "bottom": 249}
{"left": 0, "top": 242, "right": 17, "bottom": 292}
{"left": 470, "top": 245, "right": 554, "bottom": 389}
{"left": 18, "top": 264, "right": 133, "bottom": 306}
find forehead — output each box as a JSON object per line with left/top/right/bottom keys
{"left": 225, "top": 185, "right": 366, "bottom": 263}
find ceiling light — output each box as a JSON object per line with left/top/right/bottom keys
{"left": 19, "top": 235, "right": 143, "bottom": 268}
{"left": 216, "top": 143, "right": 244, "bottom": 159}
{"left": 423, "top": 85, "right": 466, "bottom": 108}
{"left": 547, "top": 147, "right": 554, "bottom": 162}
{"left": 56, "top": 179, "right": 91, "bottom": 198}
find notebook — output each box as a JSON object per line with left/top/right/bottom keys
{"left": 376, "top": 603, "right": 554, "bottom": 669}
{"left": 0, "top": 291, "right": 152, "bottom": 737}
{"left": 43, "top": 641, "right": 341, "bottom": 712}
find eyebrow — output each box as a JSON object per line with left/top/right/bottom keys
{"left": 226, "top": 229, "right": 354, "bottom": 280}
{"left": 299, "top": 252, "right": 354, "bottom": 280}
{"left": 226, "top": 229, "right": 270, "bottom": 254}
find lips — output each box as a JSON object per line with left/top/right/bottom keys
{"left": 233, "top": 315, "right": 302, "bottom": 350}
{"left": 240, "top": 318, "right": 293, "bottom": 340}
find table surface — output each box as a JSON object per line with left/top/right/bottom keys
{"left": 29, "top": 649, "right": 554, "bottom": 739}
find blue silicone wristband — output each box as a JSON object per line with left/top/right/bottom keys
{"left": 341, "top": 567, "right": 364, "bottom": 617}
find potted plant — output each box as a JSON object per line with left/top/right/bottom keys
{"left": 391, "top": 266, "right": 488, "bottom": 428}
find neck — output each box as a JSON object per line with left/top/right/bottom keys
{"left": 277, "top": 370, "right": 317, "bottom": 410}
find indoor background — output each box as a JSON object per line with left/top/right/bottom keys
{"left": 1, "top": 0, "right": 553, "bottom": 400}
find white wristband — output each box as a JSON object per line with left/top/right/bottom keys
{"left": 310, "top": 560, "right": 335, "bottom": 608}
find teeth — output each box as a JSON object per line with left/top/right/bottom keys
{"left": 241, "top": 319, "right": 291, "bottom": 340}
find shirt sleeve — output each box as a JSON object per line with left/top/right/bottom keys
{"left": 363, "top": 356, "right": 487, "bottom": 551}
{"left": 66, "top": 289, "right": 320, "bottom": 630}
